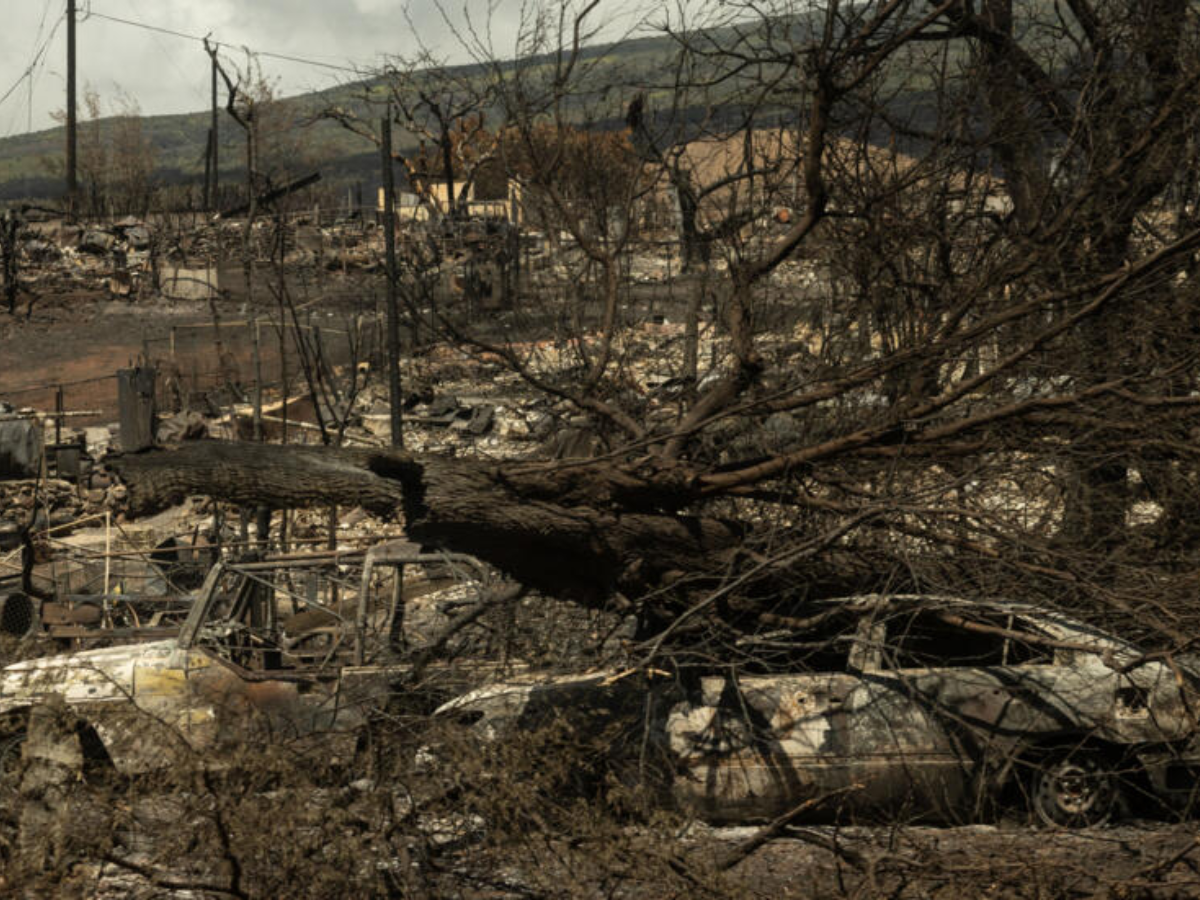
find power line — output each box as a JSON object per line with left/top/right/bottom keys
{"left": 85, "top": 9, "right": 380, "bottom": 76}
{"left": 31, "top": 0, "right": 55, "bottom": 53}
{"left": 2, "top": 4, "right": 383, "bottom": 139}
{"left": 123, "top": 0, "right": 208, "bottom": 106}
{"left": 26, "top": 10, "right": 62, "bottom": 133}
{"left": 9, "top": 0, "right": 60, "bottom": 135}
{"left": 0, "top": 11, "right": 65, "bottom": 112}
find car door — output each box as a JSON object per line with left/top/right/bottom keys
{"left": 665, "top": 604, "right": 872, "bottom": 822}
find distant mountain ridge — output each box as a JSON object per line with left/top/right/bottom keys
{"left": 0, "top": 28, "right": 687, "bottom": 206}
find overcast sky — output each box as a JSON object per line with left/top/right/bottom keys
{"left": 0, "top": 0, "right": 645, "bottom": 137}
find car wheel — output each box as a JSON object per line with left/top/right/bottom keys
{"left": 1032, "top": 750, "right": 1119, "bottom": 827}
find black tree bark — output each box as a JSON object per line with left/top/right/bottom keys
{"left": 109, "top": 441, "right": 744, "bottom": 605}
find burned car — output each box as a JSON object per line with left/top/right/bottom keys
{"left": 0, "top": 541, "right": 512, "bottom": 777}
{"left": 436, "top": 595, "right": 1200, "bottom": 826}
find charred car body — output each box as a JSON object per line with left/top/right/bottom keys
{"left": 436, "top": 595, "right": 1200, "bottom": 825}
{"left": 0, "top": 541, "right": 509, "bottom": 776}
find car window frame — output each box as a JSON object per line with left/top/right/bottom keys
{"left": 862, "top": 602, "right": 1059, "bottom": 672}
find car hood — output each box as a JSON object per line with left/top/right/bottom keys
{"left": 0, "top": 639, "right": 179, "bottom": 715}
{"left": 435, "top": 670, "right": 621, "bottom": 717}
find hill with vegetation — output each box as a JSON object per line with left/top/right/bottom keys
{"left": 0, "top": 28, "right": 685, "bottom": 208}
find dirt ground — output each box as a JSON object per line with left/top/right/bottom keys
{"left": 713, "top": 822, "right": 1200, "bottom": 898}
{"left": 0, "top": 288, "right": 366, "bottom": 429}
{"left": 462, "top": 822, "right": 1200, "bottom": 899}
{"left": 0, "top": 292, "right": 215, "bottom": 422}
{"left": 78, "top": 818, "right": 1200, "bottom": 898}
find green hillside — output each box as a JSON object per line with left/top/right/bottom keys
{"left": 0, "top": 3, "right": 1067, "bottom": 208}
{"left": 0, "top": 29, "right": 685, "bottom": 206}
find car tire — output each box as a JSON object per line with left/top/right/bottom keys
{"left": 1032, "top": 749, "right": 1120, "bottom": 827}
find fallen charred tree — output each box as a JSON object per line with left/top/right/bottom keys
{"left": 108, "top": 439, "right": 749, "bottom": 607}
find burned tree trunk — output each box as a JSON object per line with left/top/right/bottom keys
{"left": 109, "top": 441, "right": 404, "bottom": 516}
{"left": 1, "top": 211, "right": 18, "bottom": 315}
{"left": 109, "top": 440, "right": 743, "bottom": 604}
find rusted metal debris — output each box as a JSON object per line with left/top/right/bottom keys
{"left": 434, "top": 594, "right": 1200, "bottom": 825}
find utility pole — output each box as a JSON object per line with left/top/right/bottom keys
{"left": 203, "top": 129, "right": 213, "bottom": 209}
{"left": 65, "top": 0, "right": 77, "bottom": 218}
{"left": 381, "top": 109, "right": 403, "bottom": 449}
{"left": 210, "top": 49, "right": 219, "bottom": 210}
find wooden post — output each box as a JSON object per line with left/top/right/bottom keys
{"left": 684, "top": 275, "right": 701, "bottom": 383}
{"left": 203, "top": 128, "right": 213, "bottom": 211}
{"left": 252, "top": 316, "right": 263, "bottom": 442}
{"left": 54, "top": 385, "right": 63, "bottom": 445}
{"left": 210, "top": 51, "right": 219, "bottom": 211}
{"left": 117, "top": 367, "right": 157, "bottom": 452}
{"left": 327, "top": 505, "right": 339, "bottom": 606}
{"left": 66, "top": 0, "right": 77, "bottom": 218}
{"left": 277, "top": 283, "right": 289, "bottom": 447}
{"left": 278, "top": 299, "right": 291, "bottom": 554}
{"left": 381, "top": 109, "right": 403, "bottom": 449}
{"left": 103, "top": 510, "right": 111, "bottom": 598}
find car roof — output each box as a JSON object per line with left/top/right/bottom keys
{"left": 816, "top": 593, "right": 1136, "bottom": 651}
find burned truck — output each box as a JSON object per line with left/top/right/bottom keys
{"left": 0, "top": 541, "right": 512, "bottom": 777}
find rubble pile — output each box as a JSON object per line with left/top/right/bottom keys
{"left": 12, "top": 216, "right": 162, "bottom": 298}
{"left": 77, "top": 464, "right": 129, "bottom": 512}
{"left": 4, "top": 213, "right": 342, "bottom": 302}
{"left": 0, "top": 479, "right": 101, "bottom": 534}
{"left": 283, "top": 504, "right": 404, "bottom": 544}
{"left": 0, "top": 206, "right": 827, "bottom": 558}
{"left": 355, "top": 370, "right": 550, "bottom": 457}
